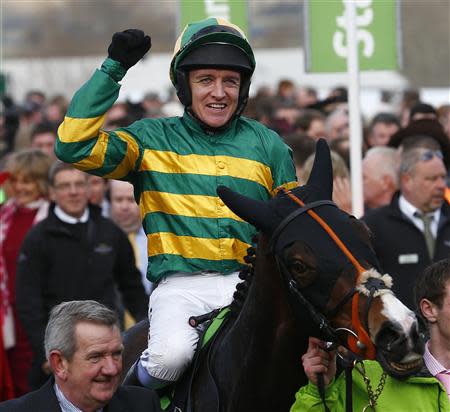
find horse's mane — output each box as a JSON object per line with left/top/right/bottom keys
{"left": 229, "top": 235, "right": 258, "bottom": 317}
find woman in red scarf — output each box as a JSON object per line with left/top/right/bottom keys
{"left": 0, "top": 149, "right": 52, "bottom": 400}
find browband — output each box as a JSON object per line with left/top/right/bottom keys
{"left": 269, "top": 199, "right": 337, "bottom": 252}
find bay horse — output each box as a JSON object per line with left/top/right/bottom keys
{"left": 121, "top": 139, "right": 424, "bottom": 412}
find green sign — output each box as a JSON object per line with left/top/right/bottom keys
{"left": 305, "top": 0, "right": 400, "bottom": 72}
{"left": 179, "top": 0, "right": 248, "bottom": 36}
{"left": 0, "top": 73, "right": 6, "bottom": 96}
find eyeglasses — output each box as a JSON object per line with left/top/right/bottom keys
{"left": 419, "top": 150, "right": 443, "bottom": 162}
{"left": 53, "top": 181, "right": 88, "bottom": 192}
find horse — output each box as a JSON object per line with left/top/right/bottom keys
{"left": 121, "top": 139, "right": 424, "bottom": 412}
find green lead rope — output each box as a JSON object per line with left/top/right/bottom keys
{"left": 200, "top": 307, "right": 231, "bottom": 348}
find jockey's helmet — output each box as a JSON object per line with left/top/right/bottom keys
{"left": 170, "top": 17, "right": 256, "bottom": 117}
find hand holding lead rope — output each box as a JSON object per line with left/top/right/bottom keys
{"left": 302, "top": 336, "right": 337, "bottom": 387}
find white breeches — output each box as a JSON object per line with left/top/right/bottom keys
{"left": 139, "top": 271, "right": 240, "bottom": 381}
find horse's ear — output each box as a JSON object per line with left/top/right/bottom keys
{"left": 307, "top": 139, "right": 333, "bottom": 200}
{"left": 217, "top": 186, "right": 273, "bottom": 232}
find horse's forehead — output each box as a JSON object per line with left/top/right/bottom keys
{"left": 275, "top": 205, "right": 378, "bottom": 272}
{"left": 274, "top": 202, "right": 348, "bottom": 248}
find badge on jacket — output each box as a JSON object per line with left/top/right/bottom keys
{"left": 398, "top": 254, "right": 419, "bottom": 264}
{"left": 94, "top": 243, "right": 113, "bottom": 254}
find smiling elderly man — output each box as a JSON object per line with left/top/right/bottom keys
{"left": 0, "top": 300, "right": 160, "bottom": 412}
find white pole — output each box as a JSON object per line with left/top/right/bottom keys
{"left": 346, "top": 0, "right": 364, "bottom": 217}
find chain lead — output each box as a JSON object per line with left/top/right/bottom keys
{"left": 354, "top": 361, "right": 387, "bottom": 411}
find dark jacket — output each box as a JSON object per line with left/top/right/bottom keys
{"left": 16, "top": 204, "right": 148, "bottom": 383}
{"left": 0, "top": 377, "right": 161, "bottom": 412}
{"left": 362, "top": 194, "right": 450, "bottom": 309}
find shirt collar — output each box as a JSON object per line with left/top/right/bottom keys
{"left": 398, "top": 195, "right": 440, "bottom": 224}
{"left": 54, "top": 382, "right": 103, "bottom": 412}
{"left": 423, "top": 340, "right": 449, "bottom": 376}
{"left": 54, "top": 205, "right": 89, "bottom": 224}
{"left": 182, "top": 110, "right": 237, "bottom": 138}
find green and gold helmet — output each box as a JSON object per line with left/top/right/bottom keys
{"left": 170, "top": 17, "right": 256, "bottom": 116}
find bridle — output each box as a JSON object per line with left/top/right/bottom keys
{"left": 270, "top": 189, "right": 394, "bottom": 412}
{"left": 271, "top": 189, "right": 392, "bottom": 360}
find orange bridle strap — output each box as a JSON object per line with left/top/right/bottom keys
{"left": 284, "top": 190, "right": 376, "bottom": 360}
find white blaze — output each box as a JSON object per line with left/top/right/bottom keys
{"left": 380, "top": 292, "right": 416, "bottom": 337}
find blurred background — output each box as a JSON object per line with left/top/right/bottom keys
{"left": 1, "top": 0, "right": 449, "bottom": 111}
{"left": 1, "top": 2, "right": 450, "bottom": 403}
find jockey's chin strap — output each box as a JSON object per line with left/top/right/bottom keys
{"left": 279, "top": 189, "right": 377, "bottom": 360}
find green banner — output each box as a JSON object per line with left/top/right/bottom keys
{"left": 179, "top": 0, "right": 248, "bottom": 36}
{"left": 0, "top": 73, "right": 6, "bottom": 96}
{"left": 305, "top": 0, "right": 400, "bottom": 72}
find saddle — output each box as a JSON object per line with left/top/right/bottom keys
{"left": 163, "top": 307, "right": 232, "bottom": 412}
{"left": 164, "top": 256, "right": 255, "bottom": 411}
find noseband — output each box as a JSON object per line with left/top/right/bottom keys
{"left": 271, "top": 189, "right": 391, "bottom": 360}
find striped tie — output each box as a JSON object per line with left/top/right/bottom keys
{"left": 415, "top": 212, "right": 435, "bottom": 259}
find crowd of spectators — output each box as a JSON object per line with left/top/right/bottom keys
{"left": 0, "top": 80, "right": 449, "bottom": 401}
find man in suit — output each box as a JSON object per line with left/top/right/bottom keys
{"left": 363, "top": 143, "right": 450, "bottom": 309}
{"left": 16, "top": 162, "right": 148, "bottom": 389}
{"left": 0, "top": 300, "right": 160, "bottom": 412}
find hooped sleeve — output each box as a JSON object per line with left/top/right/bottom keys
{"left": 55, "top": 58, "right": 142, "bottom": 179}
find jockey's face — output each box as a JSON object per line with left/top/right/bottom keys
{"left": 189, "top": 68, "right": 240, "bottom": 128}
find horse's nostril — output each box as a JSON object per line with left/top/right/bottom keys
{"left": 377, "top": 323, "right": 399, "bottom": 345}
{"left": 376, "top": 322, "right": 408, "bottom": 359}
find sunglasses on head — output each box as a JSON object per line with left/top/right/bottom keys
{"left": 419, "top": 150, "right": 443, "bottom": 162}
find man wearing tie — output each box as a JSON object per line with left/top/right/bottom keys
{"left": 363, "top": 140, "right": 450, "bottom": 309}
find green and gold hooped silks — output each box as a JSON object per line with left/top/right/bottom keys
{"left": 56, "top": 17, "right": 297, "bottom": 284}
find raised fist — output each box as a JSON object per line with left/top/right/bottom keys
{"left": 108, "top": 29, "right": 151, "bottom": 70}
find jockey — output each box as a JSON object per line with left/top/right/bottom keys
{"left": 55, "top": 17, "right": 297, "bottom": 389}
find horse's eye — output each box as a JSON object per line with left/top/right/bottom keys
{"left": 290, "top": 261, "right": 307, "bottom": 274}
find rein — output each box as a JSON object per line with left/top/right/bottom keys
{"left": 278, "top": 189, "right": 376, "bottom": 359}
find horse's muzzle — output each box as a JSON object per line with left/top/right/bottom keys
{"left": 375, "top": 319, "right": 425, "bottom": 378}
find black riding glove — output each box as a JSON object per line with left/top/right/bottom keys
{"left": 108, "top": 29, "right": 151, "bottom": 70}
